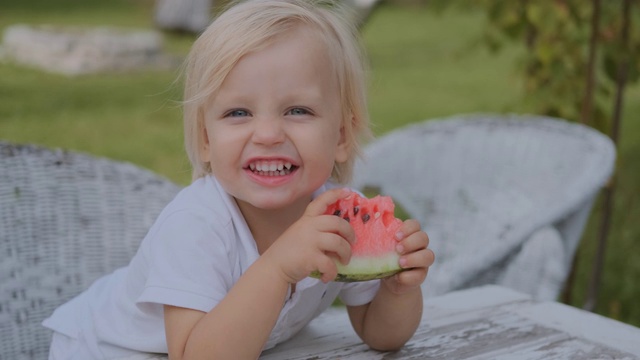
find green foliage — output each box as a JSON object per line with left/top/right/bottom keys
{"left": 360, "top": 4, "right": 524, "bottom": 134}
{"left": 432, "top": 0, "right": 639, "bottom": 132}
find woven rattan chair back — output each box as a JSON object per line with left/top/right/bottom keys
{"left": 0, "top": 142, "right": 181, "bottom": 360}
{"left": 352, "top": 114, "right": 616, "bottom": 300}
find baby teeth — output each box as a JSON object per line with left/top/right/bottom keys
{"left": 249, "top": 161, "right": 294, "bottom": 173}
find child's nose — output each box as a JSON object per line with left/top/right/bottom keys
{"left": 252, "top": 116, "right": 286, "bottom": 145}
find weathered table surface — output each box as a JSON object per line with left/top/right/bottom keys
{"left": 259, "top": 285, "right": 640, "bottom": 360}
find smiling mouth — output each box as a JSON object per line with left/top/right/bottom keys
{"left": 246, "top": 160, "right": 298, "bottom": 176}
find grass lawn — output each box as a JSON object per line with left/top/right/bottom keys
{"left": 1, "top": 0, "right": 638, "bottom": 327}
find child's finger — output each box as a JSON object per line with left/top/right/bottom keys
{"left": 315, "top": 256, "right": 338, "bottom": 283}
{"left": 397, "top": 219, "right": 422, "bottom": 238}
{"left": 399, "top": 248, "right": 435, "bottom": 269}
{"left": 396, "top": 231, "right": 429, "bottom": 254}
{"left": 318, "top": 233, "right": 352, "bottom": 265}
{"left": 316, "top": 214, "right": 356, "bottom": 246}
{"left": 304, "top": 188, "right": 351, "bottom": 217}
{"left": 306, "top": 196, "right": 357, "bottom": 246}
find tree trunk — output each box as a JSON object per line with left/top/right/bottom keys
{"left": 154, "top": 0, "right": 213, "bottom": 34}
{"left": 584, "top": 0, "right": 631, "bottom": 313}
{"left": 580, "top": 0, "right": 601, "bottom": 125}
{"left": 563, "top": 0, "right": 601, "bottom": 306}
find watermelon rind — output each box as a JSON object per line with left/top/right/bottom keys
{"left": 334, "top": 268, "right": 403, "bottom": 282}
{"left": 310, "top": 253, "right": 403, "bottom": 282}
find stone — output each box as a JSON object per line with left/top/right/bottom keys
{"left": 154, "top": 0, "right": 213, "bottom": 34}
{"left": 1, "top": 24, "right": 179, "bottom": 75}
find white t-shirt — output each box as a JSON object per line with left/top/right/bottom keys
{"left": 43, "top": 175, "right": 380, "bottom": 359}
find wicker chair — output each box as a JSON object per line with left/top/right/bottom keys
{"left": 0, "top": 142, "right": 182, "bottom": 360}
{"left": 351, "top": 114, "right": 616, "bottom": 301}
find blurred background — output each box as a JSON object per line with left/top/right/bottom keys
{"left": 1, "top": 0, "right": 638, "bottom": 327}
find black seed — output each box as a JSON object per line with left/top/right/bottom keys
{"left": 362, "top": 213, "right": 370, "bottom": 223}
{"left": 333, "top": 210, "right": 341, "bottom": 216}
{"left": 344, "top": 216, "right": 350, "bottom": 223}
{"left": 353, "top": 206, "right": 359, "bottom": 215}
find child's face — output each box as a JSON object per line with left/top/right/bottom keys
{"left": 201, "top": 25, "right": 348, "bottom": 211}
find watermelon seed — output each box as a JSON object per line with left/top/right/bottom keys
{"left": 353, "top": 206, "right": 360, "bottom": 215}
{"left": 344, "top": 216, "right": 350, "bottom": 223}
{"left": 374, "top": 212, "right": 381, "bottom": 219}
{"left": 362, "top": 213, "right": 370, "bottom": 223}
{"left": 333, "top": 210, "right": 341, "bottom": 216}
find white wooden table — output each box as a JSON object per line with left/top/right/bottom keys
{"left": 260, "top": 285, "right": 640, "bottom": 359}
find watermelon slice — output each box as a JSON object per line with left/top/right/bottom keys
{"left": 311, "top": 191, "right": 404, "bottom": 282}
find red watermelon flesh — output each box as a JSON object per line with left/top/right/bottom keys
{"left": 313, "top": 191, "right": 404, "bottom": 282}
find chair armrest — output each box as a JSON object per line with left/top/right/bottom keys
{"left": 498, "top": 226, "right": 566, "bottom": 301}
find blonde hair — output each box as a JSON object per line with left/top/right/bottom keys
{"left": 182, "top": 0, "right": 371, "bottom": 184}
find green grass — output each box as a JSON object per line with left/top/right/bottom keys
{"left": 362, "top": 5, "right": 525, "bottom": 133}
{"left": 1, "top": 0, "right": 639, "bottom": 327}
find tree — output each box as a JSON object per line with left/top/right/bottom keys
{"left": 465, "top": 0, "right": 639, "bottom": 132}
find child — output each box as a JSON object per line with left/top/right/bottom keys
{"left": 43, "top": 0, "right": 434, "bottom": 358}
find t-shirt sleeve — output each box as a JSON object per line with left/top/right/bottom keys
{"left": 136, "top": 209, "right": 235, "bottom": 313}
{"left": 338, "top": 279, "right": 380, "bottom": 306}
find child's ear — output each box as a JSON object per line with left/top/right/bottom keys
{"left": 199, "top": 126, "right": 211, "bottom": 162}
{"left": 334, "top": 118, "right": 350, "bottom": 164}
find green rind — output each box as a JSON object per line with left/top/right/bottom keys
{"left": 310, "top": 268, "right": 404, "bottom": 282}
{"left": 309, "top": 253, "right": 402, "bottom": 282}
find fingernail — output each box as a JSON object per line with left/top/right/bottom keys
{"left": 395, "top": 231, "right": 404, "bottom": 240}
{"left": 396, "top": 244, "right": 404, "bottom": 253}
{"left": 399, "top": 257, "right": 408, "bottom": 268}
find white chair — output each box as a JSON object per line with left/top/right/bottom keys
{"left": 343, "top": 0, "right": 382, "bottom": 27}
{"left": 0, "top": 141, "right": 182, "bottom": 360}
{"left": 351, "top": 114, "right": 616, "bottom": 301}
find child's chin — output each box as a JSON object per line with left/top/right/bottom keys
{"left": 252, "top": 197, "right": 297, "bottom": 210}
{"left": 250, "top": 191, "right": 313, "bottom": 211}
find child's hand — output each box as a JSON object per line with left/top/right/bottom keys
{"left": 262, "top": 188, "right": 355, "bottom": 284}
{"left": 382, "top": 219, "right": 434, "bottom": 295}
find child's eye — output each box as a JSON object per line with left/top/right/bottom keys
{"left": 225, "top": 109, "right": 250, "bottom": 118}
{"left": 286, "top": 107, "right": 311, "bottom": 116}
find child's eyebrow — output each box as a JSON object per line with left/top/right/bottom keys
{"left": 280, "top": 86, "right": 326, "bottom": 102}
